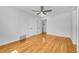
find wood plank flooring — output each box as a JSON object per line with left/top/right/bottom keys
{"left": 0, "top": 33, "right": 76, "bottom": 53}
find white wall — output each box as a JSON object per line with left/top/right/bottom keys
{"left": 47, "top": 12, "right": 72, "bottom": 37}
{"left": 0, "top": 7, "right": 40, "bottom": 45}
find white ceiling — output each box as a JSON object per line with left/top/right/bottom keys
{"left": 9, "top": 6, "right": 76, "bottom": 16}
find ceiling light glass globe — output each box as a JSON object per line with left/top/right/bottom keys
{"left": 38, "top": 12, "right": 46, "bottom": 17}
{"left": 38, "top": 12, "right": 47, "bottom": 20}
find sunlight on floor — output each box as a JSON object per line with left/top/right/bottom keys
{"left": 42, "top": 37, "right": 46, "bottom": 44}
{"left": 11, "top": 50, "right": 18, "bottom": 53}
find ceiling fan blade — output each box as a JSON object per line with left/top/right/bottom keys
{"left": 32, "top": 10, "right": 40, "bottom": 12}
{"left": 44, "top": 9, "right": 52, "bottom": 12}
{"left": 43, "top": 12, "right": 46, "bottom": 15}
{"left": 37, "top": 12, "right": 40, "bottom": 15}
{"left": 41, "top": 6, "right": 44, "bottom": 11}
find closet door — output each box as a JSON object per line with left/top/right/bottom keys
{"left": 72, "top": 7, "right": 77, "bottom": 44}
{"left": 77, "top": 7, "right": 79, "bottom": 53}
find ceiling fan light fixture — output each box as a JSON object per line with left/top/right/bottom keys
{"left": 32, "top": 6, "right": 52, "bottom": 16}
{"left": 38, "top": 12, "right": 46, "bottom": 17}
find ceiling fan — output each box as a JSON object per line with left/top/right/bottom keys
{"left": 32, "top": 6, "right": 52, "bottom": 15}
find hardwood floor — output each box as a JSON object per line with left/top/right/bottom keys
{"left": 0, "top": 33, "right": 76, "bottom": 53}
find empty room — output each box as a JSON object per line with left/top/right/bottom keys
{"left": 0, "top": 6, "right": 78, "bottom": 53}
